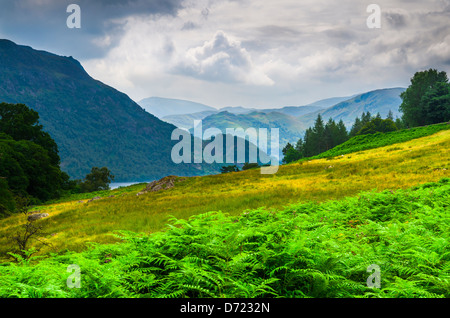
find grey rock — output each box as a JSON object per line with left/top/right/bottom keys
{"left": 27, "top": 213, "right": 49, "bottom": 222}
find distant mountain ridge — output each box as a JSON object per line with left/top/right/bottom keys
{"left": 298, "top": 87, "right": 406, "bottom": 128}
{"left": 190, "top": 111, "right": 306, "bottom": 149}
{"left": 138, "top": 97, "right": 217, "bottom": 118}
{"left": 161, "top": 89, "right": 405, "bottom": 149}
{"left": 159, "top": 96, "right": 350, "bottom": 130}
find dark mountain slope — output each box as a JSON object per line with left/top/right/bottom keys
{"left": 0, "top": 39, "right": 222, "bottom": 181}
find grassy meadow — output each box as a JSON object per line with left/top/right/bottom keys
{"left": 0, "top": 124, "right": 449, "bottom": 261}
{"left": 0, "top": 176, "right": 448, "bottom": 298}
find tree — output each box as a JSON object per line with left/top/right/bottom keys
{"left": 302, "top": 128, "right": 315, "bottom": 157}
{"left": 0, "top": 103, "right": 68, "bottom": 206}
{"left": 349, "top": 116, "right": 362, "bottom": 137}
{"left": 295, "top": 138, "right": 305, "bottom": 157}
{"left": 357, "top": 117, "right": 398, "bottom": 135}
{"left": 220, "top": 165, "right": 239, "bottom": 173}
{"left": 282, "top": 142, "right": 302, "bottom": 164}
{"left": 0, "top": 178, "right": 15, "bottom": 217}
{"left": 242, "top": 162, "right": 259, "bottom": 170}
{"left": 350, "top": 112, "right": 373, "bottom": 137}
{"left": 312, "top": 114, "right": 326, "bottom": 154}
{"left": 323, "top": 118, "right": 337, "bottom": 150}
{"left": 0, "top": 134, "right": 63, "bottom": 203}
{"left": 395, "top": 117, "right": 405, "bottom": 130}
{"left": 335, "top": 120, "right": 349, "bottom": 145}
{"left": 80, "top": 167, "right": 115, "bottom": 192}
{"left": 8, "top": 196, "right": 51, "bottom": 261}
{"left": 0, "top": 103, "right": 60, "bottom": 166}
{"left": 387, "top": 110, "right": 394, "bottom": 120}
{"left": 422, "top": 81, "right": 450, "bottom": 124}
{"left": 399, "top": 69, "right": 450, "bottom": 127}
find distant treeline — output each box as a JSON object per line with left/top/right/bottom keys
{"left": 282, "top": 111, "right": 401, "bottom": 164}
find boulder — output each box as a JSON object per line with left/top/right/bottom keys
{"left": 27, "top": 213, "right": 49, "bottom": 222}
{"left": 88, "top": 196, "right": 102, "bottom": 202}
{"left": 137, "top": 176, "right": 186, "bottom": 196}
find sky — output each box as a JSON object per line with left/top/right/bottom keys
{"left": 0, "top": 0, "right": 449, "bottom": 109}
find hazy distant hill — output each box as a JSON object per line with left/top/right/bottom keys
{"left": 191, "top": 111, "right": 306, "bottom": 149}
{"left": 262, "top": 96, "right": 354, "bottom": 117}
{"left": 138, "top": 97, "right": 217, "bottom": 118}
{"left": 0, "top": 39, "right": 228, "bottom": 181}
{"left": 298, "top": 88, "right": 406, "bottom": 128}
{"left": 163, "top": 90, "right": 402, "bottom": 148}
{"left": 162, "top": 96, "right": 355, "bottom": 131}
{"left": 218, "top": 106, "right": 258, "bottom": 114}
{"left": 161, "top": 110, "right": 218, "bottom": 130}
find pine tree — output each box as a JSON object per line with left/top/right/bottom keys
{"left": 336, "top": 120, "right": 349, "bottom": 145}
{"left": 312, "top": 114, "right": 326, "bottom": 154}
{"left": 387, "top": 110, "right": 394, "bottom": 120}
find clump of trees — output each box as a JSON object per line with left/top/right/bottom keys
{"left": 0, "top": 103, "right": 114, "bottom": 218}
{"left": 399, "top": 69, "right": 450, "bottom": 127}
{"left": 220, "top": 162, "right": 261, "bottom": 174}
{"left": 220, "top": 165, "right": 240, "bottom": 173}
{"left": 0, "top": 103, "right": 68, "bottom": 216}
{"left": 282, "top": 112, "right": 400, "bottom": 164}
{"left": 76, "top": 166, "right": 115, "bottom": 193}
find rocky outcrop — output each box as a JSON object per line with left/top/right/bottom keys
{"left": 27, "top": 213, "right": 49, "bottom": 222}
{"left": 137, "top": 176, "right": 186, "bottom": 196}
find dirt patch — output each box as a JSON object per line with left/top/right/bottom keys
{"left": 137, "top": 176, "right": 186, "bottom": 196}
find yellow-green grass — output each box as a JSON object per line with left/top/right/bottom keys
{"left": 0, "top": 130, "right": 449, "bottom": 260}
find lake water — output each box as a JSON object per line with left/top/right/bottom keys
{"left": 109, "top": 181, "right": 150, "bottom": 190}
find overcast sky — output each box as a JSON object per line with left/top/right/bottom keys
{"left": 1, "top": 0, "right": 449, "bottom": 108}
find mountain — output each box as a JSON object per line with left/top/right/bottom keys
{"left": 0, "top": 39, "right": 233, "bottom": 181}
{"left": 302, "top": 95, "right": 357, "bottom": 109}
{"left": 218, "top": 106, "right": 258, "bottom": 114}
{"left": 263, "top": 105, "right": 326, "bottom": 117}
{"left": 297, "top": 88, "right": 406, "bottom": 128}
{"left": 191, "top": 111, "right": 306, "bottom": 149}
{"left": 162, "top": 110, "right": 218, "bottom": 130}
{"left": 138, "top": 97, "right": 217, "bottom": 118}
{"left": 162, "top": 96, "right": 354, "bottom": 131}
{"left": 261, "top": 96, "right": 354, "bottom": 117}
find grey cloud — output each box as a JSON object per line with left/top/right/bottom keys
{"left": 181, "top": 21, "right": 198, "bottom": 30}
{"left": 0, "top": 0, "right": 185, "bottom": 59}
{"left": 384, "top": 12, "right": 407, "bottom": 28}
{"left": 173, "top": 31, "right": 273, "bottom": 86}
{"left": 256, "top": 25, "right": 302, "bottom": 39}
{"left": 201, "top": 7, "right": 210, "bottom": 19}
{"left": 323, "top": 28, "right": 358, "bottom": 48}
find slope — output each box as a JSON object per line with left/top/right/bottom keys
{"left": 138, "top": 97, "right": 217, "bottom": 118}
{"left": 0, "top": 39, "right": 222, "bottom": 181}
{"left": 161, "top": 110, "right": 218, "bottom": 130}
{"left": 298, "top": 87, "right": 406, "bottom": 128}
{"left": 190, "top": 111, "right": 307, "bottom": 148}
{"left": 0, "top": 124, "right": 448, "bottom": 257}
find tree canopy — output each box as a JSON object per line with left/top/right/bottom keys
{"left": 0, "top": 103, "right": 60, "bottom": 166}
{"left": 399, "top": 69, "right": 450, "bottom": 127}
{"left": 282, "top": 111, "right": 402, "bottom": 164}
{"left": 0, "top": 103, "right": 67, "bottom": 214}
{"left": 80, "top": 167, "right": 115, "bottom": 193}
